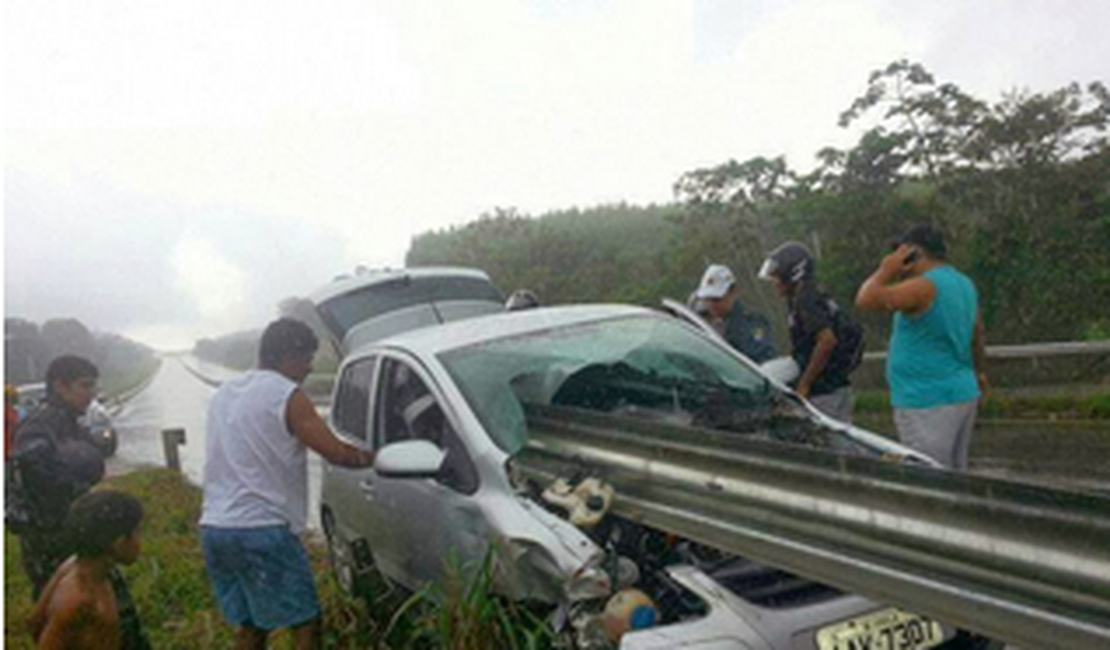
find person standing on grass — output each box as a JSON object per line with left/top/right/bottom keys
{"left": 856, "top": 224, "right": 988, "bottom": 469}
{"left": 28, "top": 490, "right": 150, "bottom": 650}
{"left": 200, "top": 318, "right": 376, "bottom": 650}
{"left": 11, "top": 356, "right": 107, "bottom": 597}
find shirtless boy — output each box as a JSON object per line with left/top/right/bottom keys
{"left": 28, "top": 490, "right": 149, "bottom": 649}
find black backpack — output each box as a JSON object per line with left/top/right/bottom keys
{"left": 827, "top": 297, "right": 866, "bottom": 375}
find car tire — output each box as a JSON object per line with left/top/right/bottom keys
{"left": 322, "top": 508, "right": 372, "bottom": 598}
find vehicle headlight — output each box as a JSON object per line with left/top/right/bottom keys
{"left": 497, "top": 538, "right": 611, "bottom": 603}
{"left": 566, "top": 563, "right": 612, "bottom": 601}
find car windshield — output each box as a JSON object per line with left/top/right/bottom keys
{"left": 439, "top": 314, "right": 786, "bottom": 454}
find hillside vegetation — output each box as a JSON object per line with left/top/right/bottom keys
{"left": 408, "top": 61, "right": 1110, "bottom": 349}
{"left": 4, "top": 317, "right": 160, "bottom": 397}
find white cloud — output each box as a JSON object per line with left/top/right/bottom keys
{"left": 122, "top": 322, "right": 204, "bottom": 353}
{"left": 722, "top": 0, "right": 921, "bottom": 166}
{"left": 172, "top": 237, "right": 247, "bottom": 327}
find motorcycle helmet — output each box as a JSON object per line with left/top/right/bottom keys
{"left": 505, "top": 289, "right": 541, "bottom": 311}
{"left": 759, "top": 241, "right": 815, "bottom": 285}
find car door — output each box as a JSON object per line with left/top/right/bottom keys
{"left": 324, "top": 356, "right": 383, "bottom": 554}
{"left": 368, "top": 354, "right": 487, "bottom": 589}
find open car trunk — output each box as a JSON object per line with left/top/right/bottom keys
{"left": 311, "top": 269, "right": 504, "bottom": 355}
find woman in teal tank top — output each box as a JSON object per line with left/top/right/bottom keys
{"left": 887, "top": 265, "right": 980, "bottom": 409}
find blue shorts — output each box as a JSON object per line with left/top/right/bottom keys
{"left": 201, "top": 525, "right": 320, "bottom": 631}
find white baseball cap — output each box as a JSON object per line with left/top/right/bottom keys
{"left": 695, "top": 264, "right": 736, "bottom": 300}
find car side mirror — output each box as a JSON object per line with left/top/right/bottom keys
{"left": 375, "top": 440, "right": 446, "bottom": 479}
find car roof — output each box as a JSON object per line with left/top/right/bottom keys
{"left": 356, "top": 304, "right": 654, "bottom": 358}
{"left": 309, "top": 266, "right": 494, "bottom": 305}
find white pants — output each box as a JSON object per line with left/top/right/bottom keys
{"left": 894, "top": 399, "right": 979, "bottom": 469}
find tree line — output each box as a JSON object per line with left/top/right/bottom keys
{"left": 4, "top": 317, "right": 160, "bottom": 395}
{"left": 408, "top": 60, "right": 1110, "bottom": 348}
{"left": 193, "top": 297, "right": 339, "bottom": 373}
{"left": 193, "top": 330, "right": 262, "bottom": 371}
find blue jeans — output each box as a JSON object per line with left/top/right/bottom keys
{"left": 201, "top": 525, "right": 320, "bottom": 631}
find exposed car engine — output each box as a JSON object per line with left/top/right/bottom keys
{"left": 513, "top": 469, "right": 843, "bottom": 647}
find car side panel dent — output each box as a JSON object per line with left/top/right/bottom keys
{"left": 472, "top": 489, "right": 609, "bottom": 603}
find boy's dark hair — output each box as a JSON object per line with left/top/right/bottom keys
{"left": 66, "top": 490, "right": 144, "bottom": 558}
{"left": 45, "top": 355, "right": 99, "bottom": 397}
{"left": 258, "top": 318, "right": 319, "bottom": 368}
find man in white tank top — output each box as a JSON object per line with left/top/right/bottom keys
{"left": 200, "top": 319, "right": 374, "bottom": 650}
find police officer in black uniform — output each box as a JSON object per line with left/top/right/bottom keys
{"left": 11, "top": 355, "right": 106, "bottom": 596}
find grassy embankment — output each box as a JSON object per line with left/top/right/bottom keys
{"left": 5, "top": 469, "right": 551, "bottom": 650}
{"left": 99, "top": 358, "right": 164, "bottom": 401}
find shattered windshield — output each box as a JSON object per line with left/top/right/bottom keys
{"left": 439, "top": 315, "right": 779, "bottom": 454}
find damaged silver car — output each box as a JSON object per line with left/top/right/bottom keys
{"left": 315, "top": 271, "right": 959, "bottom": 649}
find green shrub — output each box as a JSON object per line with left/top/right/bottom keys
{"left": 851, "top": 389, "right": 1110, "bottom": 420}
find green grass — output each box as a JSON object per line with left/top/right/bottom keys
{"left": 854, "top": 388, "right": 1110, "bottom": 420}
{"left": 5, "top": 469, "right": 551, "bottom": 649}
{"left": 398, "top": 552, "right": 557, "bottom": 650}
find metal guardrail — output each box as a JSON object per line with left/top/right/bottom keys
{"left": 863, "top": 339, "right": 1110, "bottom": 362}
{"left": 514, "top": 407, "right": 1110, "bottom": 650}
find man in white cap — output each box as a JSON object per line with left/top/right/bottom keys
{"left": 692, "top": 264, "right": 776, "bottom": 363}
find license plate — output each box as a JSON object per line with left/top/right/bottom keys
{"left": 816, "top": 608, "right": 944, "bottom": 650}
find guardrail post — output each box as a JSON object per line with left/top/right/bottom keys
{"left": 162, "top": 428, "right": 186, "bottom": 471}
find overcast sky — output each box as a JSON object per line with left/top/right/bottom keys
{"left": 5, "top": 0, "right": 1109, "bottom": 349}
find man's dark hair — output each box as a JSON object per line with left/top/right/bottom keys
{"left": 66, "top": 490, "right": 144, "bottom": 558}
{"left": 45, "top": 355, "right": 99, "bottom": 397}
{"left": 900, "top": 224, "right": 947, "bottom": 260}
{"left": 258, "top": 318, "right": 319, "bottom": 368}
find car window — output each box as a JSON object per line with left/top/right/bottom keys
{"left": 318, "top": 276, "right": 503, "bottom": 341}
{"left": 332, "top": 357, "right": 377, "bottom": 441}
{"left": 375, "top": 358, "right": 479, "bottom": 494}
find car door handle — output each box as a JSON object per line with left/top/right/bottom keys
{"left": 359, "top": 478, "right": 376, "bottom": 498}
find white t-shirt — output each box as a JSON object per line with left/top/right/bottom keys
{"left": 200, "top": 370, "right": 308, "bottom": 532}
